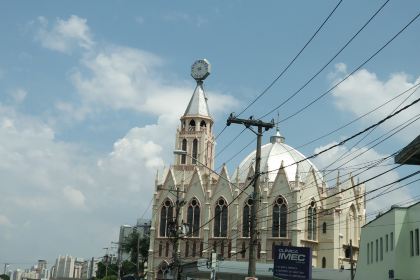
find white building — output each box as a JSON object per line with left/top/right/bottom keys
{"left": 118, "top": 225, "right": 135, "bottom": 261}
{"left": 51, "top": 256, "right": 84, "bottom": 279}
{"left": 147, "top": 60, "right": 366, "bottom": 279}
{"left": 355, "top": 202, "right": 420, "bottom": 280}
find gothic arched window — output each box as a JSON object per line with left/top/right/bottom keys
{"left": 181, "top": 139, "right": 187, "bottom": 164}
{"left": 272, "top": 196, "right": 288, "bottom": 237}
{"left": 347, "top": 205, "right": 357, "bottom": 243}
{"left": 159, "top": 199, "right": 173, "bottom": 237}
{"left": 322, "top": 257, "right": 326, "bottom": 268}
{"left": 189, "top": 120, "right": 196, "bottom": 131}
{"left": 200, "top": 120, "right": 206, "bottom": 127}
{"left": 192, "top": 139, "right": 198, "bottom": 164}
{"left": 323, "top": 222, "right": 327, "bottom": 234}
{"left": 187, "top": 198, "right": 200, "bottom": 237}
{"left": 243, "top": 198, "right": 253, "bottom": 237}
{"left": 157, "top": 261, "right": 169, "bottom": 280}
{"left": 307, "top": 200, "right": 317, "bottom": 240}
{"left": 214, "top": 198, "right": 228, "bottom": 237}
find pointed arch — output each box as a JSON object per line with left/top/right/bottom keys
{"left": 156, "top": 261, "right": 170, "bottom": 280}
{"left": 322, "top": 257, "right": 326, "bottom": 268}
{"left": 307, "top": 199, "right": 317, "bottom": 240}
{"left": 200, "top": 120, "right": 206, "bottom": 127}
{"left": 189, "top": 120, "right": 196, "bottom": 131}
{"left": 243, "top": 196, "right": 253, "bottom": 237}
{"left": 272, "top": 196, "right": 288, "bottom": 237}
{"left": 347, "top": 204, "right": 357, "bottom": 243}
{"left": 181, "top": 139, "right": 187, "bottom": 164}
{"left": 159, "top": 199, "right": 173, "bottom": 237}
{"left": 192, "top": 139, "right": 198, "bottom": 164}
{"left": 187, "top": 197, "right": 200, "bottom": 237}
{"left": 214, "top": 197, "right": 228, "bottom": 237}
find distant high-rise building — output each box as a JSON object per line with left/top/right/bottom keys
{"left": 118, "top": 225, "right": 134, "bottom": 261}
{"left": 52, "top": 255, "right": 84, "bottom": 279}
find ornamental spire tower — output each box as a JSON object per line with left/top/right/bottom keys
{"left": 174, "top": 59, "right": 215, "bottom": 170}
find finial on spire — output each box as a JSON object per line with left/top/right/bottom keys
{"left": 270, "top": 112, "right": 285, "bottom": 144}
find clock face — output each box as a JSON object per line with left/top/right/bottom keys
{"left": 191, "top": 59, "right": 211, "bottom": 81}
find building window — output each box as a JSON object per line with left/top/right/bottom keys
{"left": 165, "top": 241, "right": 169, "bottom": 257}
{"left": 243, "top": 198, "right": 252, "bottom": 237}
{"left": 214, "top": 198, "right": 228, "bottom": 237}
{"left": 192, "top": 242, "right": 196, "bottom": 257}
{"left": 192, "top": 139, "right": 198, "bottom": 164}
{"left": 159, "top": 242, "right": 162, "bottom": 257}
{"left": 367, "top": 243, "right": 370, "bottom": 264}
{"left": 386, "top": 234, "right": 388, "bottom": 252}
{"left": 200, "top": 120, "right": 206, "bottom": 128}
{"left": 322, "top": 257, "right": 326, "bottom": 268}
{"left": 189, "top": 120, "right": 196, "bottom": 131}
{"left": 200, "top": 242, "right": 203, "bottom": 257}
{"left": 257, "top": 242, "right": 261, "bottom": 259}
{"left": 370, "top": 241, "right": 373, "bottom": 263}
{"left": 322, "top": 222, "right": 327, "bottom": 234}
{"left": 410, "top": 230, "right": 414, "bottom": 257}
{"left": 159, "top": 200, "right": 173, "bottom": 237}
{"left": 187, "top": 198, "right": 200, "bottom": 237}
{"left": 185, "top": 241, "right": 189, "bottom": 257}
{"left": 380, "top": 237, "right": 383, "bottom": 261}
{"left": 376, "top": 239, "right": 378, "bottom": 262}
{"left": 272, "top": 242, "right": 276, "bottom": 259}
{"left": 273, "top": 196, "right": 287, "bottom": 237}
{"left": 307, "top": 200, "right": 317, "bottom": 240}
{"left": 228, "top": 241, "right": 232, "bottom": 258}
{"left": 416, "top": 229, "right": 420, "bottom": 256}
{"left": 391, "top": 232, "right": 394, "bottom": 251}
{"left": 181, "top": 139, "right": 187, "bottom": 164}
{"left": 241, "top": 242, "right": 246, "bottom": 258}
{"left": 347, "top": 205, "right": 356, "bottom": 243}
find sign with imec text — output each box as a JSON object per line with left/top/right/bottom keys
{"left": 273, "top": 246, "right": 312, "bottom": 280}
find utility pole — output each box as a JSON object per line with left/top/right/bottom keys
{"left": 350, "top": 239, "right": 354, "bottom": 280}
{"left": 227, "top": 114, "right": 274, "bottom": 277}
{"left": 170, "top": 187, "right": 186, "bottom": 280}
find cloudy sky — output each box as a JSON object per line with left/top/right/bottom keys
{"left": 1, "top": 0, "right": 419, "bottom": 270}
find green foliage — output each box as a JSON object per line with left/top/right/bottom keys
{"left": 121, "top": 231, "right": 150, "bottom": 264}
{"left": 121, "top": 260, "right": 136, "bottom": 275}
{"left": 0, "top": 274, "right": 10, "bottom": 280}
{"left": 96, "top": 261, "right": 118, "bottom": 279}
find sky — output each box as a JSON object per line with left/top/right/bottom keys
{"left": 1, "top": 0, "right": 419, "bottom": 271}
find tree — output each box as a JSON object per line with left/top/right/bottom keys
{"left": 121, "top": 230, "right": 150, "bottom": 277}
{"left": 96, "top": 261, "right": 118, "bottom": 279}
{"left": 0, "top": 274, "right": 10, "bottom": 280}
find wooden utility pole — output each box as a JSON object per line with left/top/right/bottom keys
{"left": 171, "top": 187, "right": 185, "bottom": 280}
{"left": 227, "top": 114, "right": 274, "bottom": 277}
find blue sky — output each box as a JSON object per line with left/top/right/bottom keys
{"left": 1, "top": 0, "right": 419, "bottom": 270}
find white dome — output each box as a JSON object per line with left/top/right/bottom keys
{"left": 233, "top": 131, "right": 324, "bottom": 185}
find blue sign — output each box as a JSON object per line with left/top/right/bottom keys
{"left": 273, "top": 246, "right": 312, "bottom": 280}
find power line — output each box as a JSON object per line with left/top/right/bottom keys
{"left": 264, "top": 11, "right": 420, "bottom": 122}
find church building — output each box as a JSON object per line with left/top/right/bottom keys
{"left": 147, "top": 59, "right": 366, "bottom": 279}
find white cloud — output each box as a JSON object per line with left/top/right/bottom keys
{"left": 69, "top": 46, "right": 238, "bottom": 119}
{"left": 330, "top": 64, "right": 420, "bottom": 141}
{"left": 63, "top": 186, "right": 87, "bottom": 209}
{"left": 35, "top": 15, "right": 94, "bottom": 54}
{"left": 10, "top": 88, "right": 27, "bottom": 103}
{"left": 312, "top": 142, "right": 412, "bottom": 215}
{"left": 0, "top": 214, "right": 12, "bottom": 226}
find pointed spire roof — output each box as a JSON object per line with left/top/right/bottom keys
{"left": 183, "top": 81, "right": 211, "bottom": 118}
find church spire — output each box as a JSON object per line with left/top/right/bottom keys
{"left": 174, "top": 59, "right": 215, "bottom": 171}
{"left": 183, "top": 81, "right": 211, "bottom": 118}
